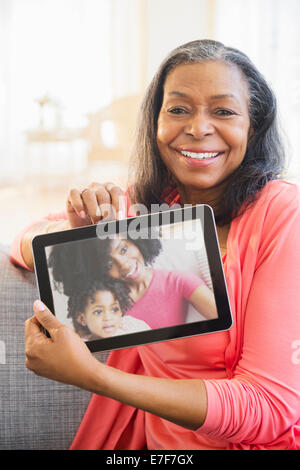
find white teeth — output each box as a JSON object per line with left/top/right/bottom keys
{"left": 126, "top": 264, "right": 136, "bottom": 277}
{"left": 180, "top": 151, "right": 219, "bottom": 159}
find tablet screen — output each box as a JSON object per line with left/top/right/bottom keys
{"left": 32, "top": 205, "right": 232, "bottom": 352}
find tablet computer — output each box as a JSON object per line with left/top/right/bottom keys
{"left": 32, "top": 204, "right": 232, "bottom": 353}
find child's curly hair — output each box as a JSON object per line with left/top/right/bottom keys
{"left": 67, "top": 277, "right": 133, "bottom": 337}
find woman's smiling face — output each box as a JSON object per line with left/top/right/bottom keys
{"left": 156, "top": 61, "right": 251, "bottom": 203}
{"left": 107, "top": 238, "right": 146, "bottom": 283}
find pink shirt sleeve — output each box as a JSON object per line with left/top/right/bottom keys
{"left": 169, "top": 270, "right": 205, "bottom": 298}
{"left": 10, "top": 211, "right": 67, "bottom": 271}
{"left": 200, "top": 183, "right": 300, "bottom": 447}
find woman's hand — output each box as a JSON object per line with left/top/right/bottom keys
{"left": 66, "top": 182, "right": 126, "bottom": 228}
{"left": 19, "top": 182, "right": 125, "bottom": 270}
{"left": 25, "top": 300, "right": 104, "bottom": 391}
{"left": 25, "top": 300, "right": 208, "bottom": 430}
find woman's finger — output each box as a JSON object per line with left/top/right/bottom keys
{"left": 93, "top": 184, "right": 113, "bottom": 221}
{"left": 24, "top": 303, "right": 57, "bottom": 368}
{"left": 25, "top": 315, "right": 44, "bottom": 340}
{"left": 67, "top": 182, "right": 124, "bottom": 227}
{"left": 81, "top": 188, "right": 103, "bottom": 224}
{"left": 32, "top": 300, "right": 63, "bottom": 335}
{"left": 104, "top": 183, "right": 125, "bottom": 219}
{"left": 67, "top": 188, "right": 87, "bottom": 219}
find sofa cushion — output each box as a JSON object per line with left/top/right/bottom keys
{"left": 0, "top": 245, "right": 108, "bottom": 450}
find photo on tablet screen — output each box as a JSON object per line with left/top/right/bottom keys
{"left": 33, "top": 205, "right": 232, "bottom": 352}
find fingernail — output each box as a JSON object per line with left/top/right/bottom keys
{"left": 35, "top": 300, "right": 46, "bottom": 311}
{"left": 80, "top": 211, "right": 86, "bottom": 219}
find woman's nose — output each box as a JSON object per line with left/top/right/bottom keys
{"left": 114, "top": 255, "right": 130, "bottom": 271}
{"left": 184, "top": 112, "right": 215, "bottom": 138}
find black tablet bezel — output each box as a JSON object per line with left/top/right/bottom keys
{"left": 32, "top": 204, "right": 232, "bottom": 352}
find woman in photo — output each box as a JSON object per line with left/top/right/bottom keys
{"left": 21, "top": 39, "right": 300, "bottom": 450}
{"left": 48, "top": 234, "right": 217, "bottom": 330}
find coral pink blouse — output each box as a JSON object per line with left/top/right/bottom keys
{"left": 11, "top": 180, "right": 300, "bottom": 449}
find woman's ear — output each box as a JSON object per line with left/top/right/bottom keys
{"left": 76, "top": 313, "right": 87, "bottom": 326}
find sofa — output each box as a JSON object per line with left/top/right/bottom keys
{"left": 0, "top": 245, "right": 108, "bottom": 450}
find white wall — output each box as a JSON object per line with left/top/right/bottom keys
{"left": 144, "top": 0, "right": 213, "bottom": 85}
{"left": 109, "top": 0, "right": 145, "bottom": 98}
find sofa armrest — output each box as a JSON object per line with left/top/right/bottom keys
{"left": 0, "top": 245, "right": 108, "bottom": 450}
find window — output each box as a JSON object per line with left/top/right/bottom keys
{"left": 0, "top": 0, "right": 113, "bottom": 181}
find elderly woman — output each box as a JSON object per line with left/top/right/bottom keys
{"left": 18, "top": 40, "right": 300, "bottom": 450}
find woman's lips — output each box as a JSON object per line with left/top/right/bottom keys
{"left": 124, "top": 262, "right": 139, "bottom": 280}
{"left": 176, "top": 149, "right": 224, "bottom": 167}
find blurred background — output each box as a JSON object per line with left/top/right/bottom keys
{"left": 0, "top": 0, "right": 299, "bottom": 245}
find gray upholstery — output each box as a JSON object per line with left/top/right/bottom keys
{"left": 0, "top": 245, "right": 108, "bottom": 450}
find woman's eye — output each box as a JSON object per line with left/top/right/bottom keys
{"left": 168, "top": 107, "right": 188, "bottom": 115}
{"left": 120, "top": 246, "right": 127, "bottom": 255}
{"left": 215, "top": 109, "right": 235, "bottom": 117}
{"left": 112, "top": 307, "right": 120, "bottom": 313}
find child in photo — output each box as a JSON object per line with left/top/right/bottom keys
{"left": 67, "top": 277, "right": 151, "bottom": 340}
